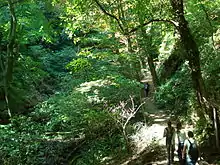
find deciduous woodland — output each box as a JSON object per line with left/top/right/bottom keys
{"left": 0, "top": 0, "right": 219, "bottom": 164}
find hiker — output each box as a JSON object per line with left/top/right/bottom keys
{"left": 163, "top": 120, "right": 175, "bottom": 164}
{"left": 144, "top": 82, "right": 150, "bottom": 97}
{"left": 174, "top": 122, "right": 186, "bottom": 165}
{"left": 182, "top": 131, "right": 200, "bottom": 165}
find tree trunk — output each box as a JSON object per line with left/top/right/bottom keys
{"left": 170, "top": 0, "right": 220, "bottom": 148}
{"left": 170, "top": 0, "right": 208, "bottom": 110}
{"left": 126, "top": 35, "right": 133, "bottom": 53}
{"left": 147, "top": 55, "right": 159, "bottom": 87}
{"left": 4, "top": 0, "right": 17, "bottom": 117}
{"left": 126, "top": 36, "right": 142, "bottom": 81}
{"left": 213, "top": 107, "right": 219, "bottom": 149}
{"left": 140, "top": 28, "right": 159, "bottom": 87}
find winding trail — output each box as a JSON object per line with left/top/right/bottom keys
{"left": 121, "top": 97, "right": 194, "bottom": 165}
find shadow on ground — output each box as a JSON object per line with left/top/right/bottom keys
{"left": 120, "top": 143, "right": 166, "bottom": 165}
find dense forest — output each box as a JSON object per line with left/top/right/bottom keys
{"left": 0, "top": 0, "right": 219, "bottom": 164}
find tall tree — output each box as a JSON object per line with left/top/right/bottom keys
{"left": 3, "top": 0, "right": 18, "bottom": 117}
{"left": 170, "top": 0, "right": 219, "bottom": 148}
{"left": 94, "top": 0, "right": 162, "bottom": 86}
{"left": 170, "top": 0, "right": 207, "bottom": 109}
{"left": 134, "top": 0, "right": 161, "bottom": 87}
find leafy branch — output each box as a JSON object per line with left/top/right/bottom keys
{"left": 198, "top": 1, "right": 216, "bottom": 50}
{"left": 93, "top": 0, "right": 177, "bottom": 35}
{"left": 126, "top": 19, "right": 178, "bottom": 35}
{"left": 93, "top": 0, "right": 125, "bottom": 33}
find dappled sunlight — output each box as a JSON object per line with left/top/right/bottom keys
{"left": 76, "top": 79, "right": 112, "bottom": 93}
{"left": 129, "top": 98, "right": 170, "bottom": 154}
{"left": 75, "top": 79, "right": 114, "bottom": 103}
{"left": 131, "top": 122, "right": 166, "bottom": 153}
{"left": 148, "top": 112, "right": 170, "bottom": 124}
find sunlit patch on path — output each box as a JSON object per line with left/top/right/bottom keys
{"left": 121, "top": 98, "right": 194, "bottom": 165}
{"left": 131, "top": 98, "right": 171, "bottom": 153}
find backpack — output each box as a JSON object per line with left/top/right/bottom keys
{"left": 188, "top": 139, "right": 199, "bottom": 161}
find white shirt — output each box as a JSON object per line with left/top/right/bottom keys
{"left": 174, "top": 130, "right": 186, "bottom": 150}
{"left": 175, "top": 130, "right": 187, "bottom": 143}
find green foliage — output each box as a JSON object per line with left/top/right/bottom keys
{"left": 66, "top": 31, "right": 143, "bottom": 81}
{"left": 75, "top": 76, "right": 141, "bottom": 106}
{"left": 66, "top": 58, "right": 91, "bottom": 73}
{"left": 155, "top": 63, "right": 193, "bottom": 116}
{"left": 0, "top": 117, "right": 46, "bottom": 165}
{"left": 14, "top": 54, "right": 49, "bottom": 105}
{"left": 0, "top": 90, "right": 127, "bottom": 165}
{"left": 185, "top": 0, "right": 220, "bottom": 46}
{"left": 16, "top": 1, "right": 53, "bottom": 44}
{"left": 77, "top": 31, "right": 121, "bottom": 51}
{"left": 72, "top": 134, "right": 126, "bottom": 165}
{"left": 26, "top": 45, "right": 77, "bottom": 76}
{"left": 98, "top": 76, "right": 141, "bottom": 104}
{"left": 33, "top": 92, "right": 89, "bottom": 133}
{"left": 39, "top": 46, "right": 77, "bottom": 76}
{"left": 0, "top": 53, "right": 49, "bottom": 114}
{"left": 15, "top": 56, "right": 49, "bottom": 85}
{"left": 200, "top": 43, "right": 220, "bottom": 100}
{"left": 194, "top": 117, "right": 214, "bottom": 146}
{"left": 70, "top": 109, "right": 126, "bottom": 165}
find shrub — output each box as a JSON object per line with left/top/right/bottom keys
{"left": 155, "top": 63, "right": 193, "bottom": 116}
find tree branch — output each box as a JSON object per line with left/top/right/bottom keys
{"left": 123, "top": 98, "right": 146, "bottom": 130}
{"left": 93, "top": 0, "right": 177, "bottom": 36}
{"left": 126, "top": 19, "right": 178, "bottom": 35}
{"left": 93, "top": 0, "right": 125, "bottom": 33}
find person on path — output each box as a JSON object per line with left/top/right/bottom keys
{"left": 144, "top": 82, "right": 150, "bottom": 97}
{"left": 163, "top": 120, "right": 175, "bottom": 165}
{"left": 174, "top": 122, "right": 186, "bottom": 165}
{"left": 182, "top": 131, "right": 200, "bottom": 165}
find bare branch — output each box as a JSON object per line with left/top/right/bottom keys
{"left": 130, "top": 95, "right": 135, "bottom": 110}
{"left": 93, "top": 0, "right": 125, "bottom": 33}
{"left": 123, "top": 96, "right": 146, "bottom": 128}
{"left": 123, "top": 99, "right": 145, "bottom": 130}
{"left": 126, "top": 19, "right": 178, "bottom": 35}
